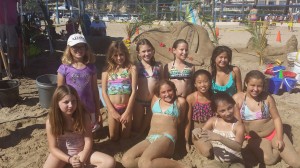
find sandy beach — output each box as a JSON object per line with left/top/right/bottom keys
{"left": 0, "top": 22, "right": 299, "bottom": 168}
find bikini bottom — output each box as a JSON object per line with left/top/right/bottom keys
{"left": 113, "top": 104, "right": 127, "bottom": 114}
{"left": 245, "top": 129, "right": 276, "bottom": 141}
{"left": 146, "top": 133, "right": 176, "bottom": 144}
{"left": 136, "top": 98, "right": 151, "bottom": 110}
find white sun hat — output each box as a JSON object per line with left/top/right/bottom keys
{"left": 67, "top": 34, "right": 87, "bottom": 46}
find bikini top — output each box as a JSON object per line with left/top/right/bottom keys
{"left": 107, "top": 69, "right": 131, "bottom": 95}
{"left": 192, "top": 93, "right": 214, "bottom": 122}
{"left": 152, "top": 98, "right": 179, "bottom": 118}
{"left": 212, "top": 72, "right": 237, "bottom": 96}
{"left": 137, "top": 61, "right": 160, "bottom": 79}
{"left": 240, "top": 95, "right": 270, "bottom": 121}
{"left": 169, "top": 62, "right": 193, "bottom": 79}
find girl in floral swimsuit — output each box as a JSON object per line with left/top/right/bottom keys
{"left": 102, "top": 41, "right": 137, "bottom": 141}
{"left": 233, "top": 70, "right": 300, "bottom": 167}
{"left": 122, "top": 80, "right": 187, "bottom": 168}
{"left": 186, "top": 69, "right": 215, "bottom": 153}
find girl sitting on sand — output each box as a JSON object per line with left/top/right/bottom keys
{"left": 164, "top": 39, "right": 195, "bottom": 98}
{"left": 210, "top": 46, "right": 242, "bottom": 96}
{"left": 193, "top": 92, "right": 245, "bottom": 167}
{"left": 233, "top": 70, "right": 300, "bottom": 167}
{"left": 57, "top": 34, "right": 101, "bottom": 132}
{"left": 101, "top": 41, "right": 137, "bottom": 141}
{"left": 43, "top": 85, "right": 115, "bottom": 168}
{"left": 121, "top": 80, "right": 187, "bottom": 168}
{"left": 133, "top": 38, "right": 164, "bottom": 134}
{"left": 186, "top": 70, "right": 215, "bottom": 152}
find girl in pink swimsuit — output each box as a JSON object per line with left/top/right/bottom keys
{"left": 43, "top": 85, "right": 115, "bottom": 168}
{"left": 186, "top": 69, "right": 215, "bottom": 152}
{"left": 233, "top": 70, "right": 300, "bottom": 167}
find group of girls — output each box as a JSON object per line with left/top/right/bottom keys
{"left": 43, "top": 33, "right": 300, "bottom": 168}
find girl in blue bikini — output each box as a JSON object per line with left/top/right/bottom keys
{"left": 101, "top": 41, "right": 137, "bottom": 141}
{"left": 122, "top": 80, "right": 187, "bottom": 168}
{"left": 210, "top": 46, "right": 242, "bottom": 96}
{"left": 133, "top": 38, "right": 164, "bottom": 134}
{"left": 233, "top": 70, "right": 300, "bottom": 167}
{"left": 164, "top": 39, "right": 195, "bottom": 97}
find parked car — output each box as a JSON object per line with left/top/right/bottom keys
{"left": 115, "top": 14, "right": 130, "bottom": 22}
{"left": 102, "top": 14, "right": 115, "bottom": 22}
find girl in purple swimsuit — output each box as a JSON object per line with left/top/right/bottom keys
{"left": 43, "top": 85, "right": 115, "bottom": 168}
{"left": 101, "top": 41, "right": 137, "bottom": 141}
{"left": 133, "top": 38, "right": 164, "bottom": 134}
{"left": 186, "top": 69, "right": 215, "bottom": 153}
{"left": 233, "top": 70, "right": 300, "bottom": 167}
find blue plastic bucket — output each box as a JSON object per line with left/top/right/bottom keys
{"left": 283, "top": 78, "right": 297, "bottom": 92}
{"left": 273, "top": 66, "right": 286, "bottom": 77}
{"left": 268, "top": 77, "right": 282, "bottom": 95}
{"left": 98, "top": 84, "right": 106, "bottom": 107}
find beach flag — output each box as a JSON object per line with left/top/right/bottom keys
{"left": 186, "top": 4, "right": 196, "bottom": 24}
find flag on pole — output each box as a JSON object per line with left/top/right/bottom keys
{"left": 186, "top": 4, "right": 200, "bottom": 24}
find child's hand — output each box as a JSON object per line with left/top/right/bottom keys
{"left": 70, "top": 155, "right": 82, "bottom": 168}
{"left": 192, "top": 128, "right": 202, "bottom": 140}
{"left": 276, "top": 139, "right": 285, "bottom": 151}
{"left": 120, "top": 111, "right": 132, "bottom": 125}
{"left": 201, "top": 130, "right": 221, "bottom": 141}
{"left": 108, "top": 109, "right": 121, "bottom": 121}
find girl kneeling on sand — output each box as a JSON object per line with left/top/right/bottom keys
{"left": 122, "top": 80, "right": 187, "bottom": 168}
{"left": 193, "top": 92, "right": 245, "bottom": 167}
{"left": 233, "top": 70, "right": 300, "bottom": 167}
{"left": 43, "top": 85, "right": 115, "bottom": 168}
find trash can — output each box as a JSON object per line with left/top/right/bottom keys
{"left": 0, "top": 80, "right": 20, "bottom": 107}
{"left": 36, "top": 74, "right": 57, "bottom": 108}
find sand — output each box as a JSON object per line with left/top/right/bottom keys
{"left": 0, "top": 22, "right": 299, "bottom": 168}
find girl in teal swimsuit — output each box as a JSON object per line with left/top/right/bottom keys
{"left": 102, "top": 41, "right": 137, "bottom": 141}
{"left": 233, "top": 70, "right": 300, "bottom": 167}
{"left": 133, "top": 39, "right": 164, "bottom": 134}
{"left": 122, "top": 80, "right": 187, "bottom": 168}
{"left": 164, "top": 39, "right": 195, "bottom": 97}
{"left": 210, "top": 46, "right": 242, "bottom": 96}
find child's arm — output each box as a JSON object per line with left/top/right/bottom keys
{"left": 91, "top": 73, "right": 102, "bottom": 125}
{"left": 101, "top": 71, "right": 121, "bottom": 121}
{"left": 57, "top": 73, "right": 65, "bottom": 86}
{"left": 233, "top": 66, "right": 242, "bottom": 93}
{"left": 268, "top": 94, "right": 284, "bottom": 150}
{"left": 185, "top": 94, "right": 193, "bottom": 151}
{"left": 77, "top": 114, "right": 94, "bottom": 165}
{"left": 232, "top": 93, "right": 243, "bottom": 122}
{"left": 120, "top": 65, "right": 137, "bottom": 124}
{"left": 46, "top": 119, "right": 71, "bottom": 163}
{"left": 163, "top": 63, "right": 169, "bottom": 79}
{"left": 158, "top": 63, "right": 164, "bottom": 79}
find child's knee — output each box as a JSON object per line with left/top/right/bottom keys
{"left": 263, "top": 154, "right": 278, "bottom": 165}
{"left": 104, "top": 156, "right": 116, "bottom": 168}
{"left": 121, "top": 153, "right": 133, "bottom": 167}
{"left": 138, "top": 157, "right": 152, "bottom": 168}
